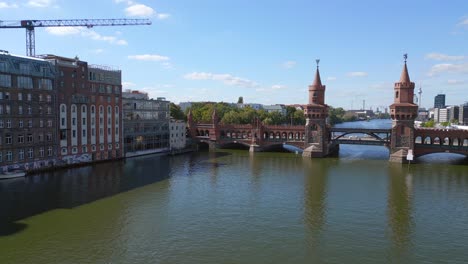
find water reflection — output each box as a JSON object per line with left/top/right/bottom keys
{"left": 303, "top": 158, "right": 330, "bottom": 261}
{"left": 387, "top": 164, "right": 413, "bottom": 260}
{"left": 0, "top": 154, "right": 171, "bottom": 236}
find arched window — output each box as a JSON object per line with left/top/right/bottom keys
{"left": 61, "top": 105, "right": 66, "bottom": 113}
{"left": 91, "top": 105, "right": 95, "bottom": 114}
{"left": 72, "top": 105, "right": 76, "bottom": 113}
{"left": 395, "top": 91, "right": 399, "bottom": 99}
{"left": 115, "top": 106, "right": 119, "bottom": 114}
{"left": 81, "top": 105, "right": 87, "bottom": 113}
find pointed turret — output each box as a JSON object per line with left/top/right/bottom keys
{"left": 308, "top": 59, "right": 326, "bottom": 105}
{"left": 312, "top": 67, "right": 323, "bottom": 87}
{"left": 399, "top": 61, "right": 411, "bottom": 84}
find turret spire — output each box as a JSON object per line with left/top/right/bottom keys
{"left": 400, "top": 53, "right": 410, "bottom": 83}
{"left": 312, "top": 59, "right": 322, "bottom": 87}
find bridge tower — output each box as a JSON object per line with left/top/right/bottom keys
{"left": 303, "top": 60, "right": 332, "bottom": 157}
{"left": 389, "top": 55, "right": 418, "bottom": 163}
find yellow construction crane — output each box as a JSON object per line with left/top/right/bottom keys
{"left": 0, "top": 19, "right": 152, "bottom": 57}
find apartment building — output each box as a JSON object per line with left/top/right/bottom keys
{"left": 0, "top": 51, "right": 57, "bottom": 172}
{"left": 41, "top": 55, "right": 123, "bottom": 164}
{"left": 170, "top": 119, "right": 187, "bottom": 150}
{"left": 122, "top": 90, "right": 170, "bottom": 157}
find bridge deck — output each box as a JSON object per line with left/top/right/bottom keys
{"left": 330, "top": 127, "right": 391, "bottom": 133}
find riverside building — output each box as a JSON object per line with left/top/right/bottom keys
{"left": 122, "top": 90, "right": 170, "bottom": 157}
{"left": 0, "top": 51, "right": 57, "bottom": 172}
{"left": 40, "top": 55, "right": 123, "bottom": 164}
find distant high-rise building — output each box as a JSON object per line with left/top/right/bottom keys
{"left": 434, "top": 94, "right": 445, "bottom": 108}
{"left": 459, "top": 103, "right": 468, "bottom": 125}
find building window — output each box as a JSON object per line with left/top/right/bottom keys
{"left": 47, "top": 147, "right": 52, "bottom": 156}
{"left": 0, "top": 120, "right": 3, "bottom": 128}
{"left": 72, "top": 105, "right": 76, "bottom": 113}
{"left": 0, "top": 74, "right": 12, "bottom": 87}
{"left": 19, "top": 120, "right": 23, "bottom": 128}
{"left": 92, "top": 145, "right": 96, "bottom": 151}
{"left": 6, "top": 120, "right": 11, "bottom": 128}
{"left": 38, "top": 133, "right": 44, "bottom": 142}
{"left": 27, "top": 134, "right": 33, "bottom": 143}
{"left": 18, "top": 76, "right": 33, "bottom": 89}
{"left": 0, "top": 152, "right": 2, "bottom": 162}
{"left": 115, "top": 143, "right": 119, "bottom": 149}
{"left": 82, "top": 129, "right": 86, "bottom": 137}
{"left": 108, "top": 144, "right": 112, "bottom": 150}
{"left": 27, "top": 106, "right": 32, "bottom": 114}
{"left": 39, "top": 147, "right": 45, "bottom": 157}
{"left": 28, "top": 148, "right": 33, "bottom": 159}
{"left": 40, "top": 120, "right": 43, "bottom": 128}
{"left": 61, "top": 105, "right": 66, "bottom": 113}
{"left": 82, "top": 146, "right": 87, "bottom": 153}
{"left": 82, "top": 118, "right": 86, "bottom": 126}
{"left": 72, "top": 130, "right": 76, "bottom": 138}
{"left": 28, "top": 120, "right": 32, "bottom": 128}
{"left": 6, "top": 151, "right": 12, "bottom": 161}
{"left": 72, "top": 118, "right": 76, "bottom": 126}
{"left": 72, "top": 147, "right": 77, "bottom": 154}
{"left": 39, "top": 94, "right": 43, "bottom": 101}
{"left": 18, "top": 135, "right": 24, "bottom": 144}
{"left": 5, "top": 134, "right": 12, "bottom": 144}
{"left": 18, "top": 149, "right": 24, "bottom": 160}
{"left": 47, "top": 107, "right": 52, "bottom": 114}
{"left": 18, "top": 105, "right": 23, "bottom": 115}
{"left": 18, "top": 93, "right": 22, "bottom": 101}
{"left": 115, "top": 127, "right": 119, "bottom": 135}
{"left": 91, "top": 128, "right": 95, "bottom": 136}
{"left": 46, "top": 133, "right": 52, "bottom": 141}
{"left": 100, "top": 144, "right": 104, "bottom": 150}
{"left": 61, "top": 118, "right": 65, "bottom": 126}
{"left": 47, "top": 95, "right": 51, "bottom": 102}
{"left": 47, "top": 120, "right": 52, "bottom": 127}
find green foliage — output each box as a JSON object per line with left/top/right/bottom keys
{"left": 441, "top": 121, "right": 450, "bottom": 127}
{"left": 422, "top": 120, "right": 435, "bottom": 127}
{"left": 170, "top": 103, "right": 186, "bottom": 120}
{"left": 237, "top": 96, "right": 244, "bottom": 104}
{"left": 450, "top": 119, "right": 459, "bottom": 125}
{"left": 187, "top": 102, "right": 306, "bottom": 125}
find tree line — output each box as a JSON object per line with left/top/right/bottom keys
{"left": 170, "top": 102, "right": 373, "bottom": 126}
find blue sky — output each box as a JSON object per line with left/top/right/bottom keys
{"left": 1, "top": 0, "right": 467, "bottom": 110}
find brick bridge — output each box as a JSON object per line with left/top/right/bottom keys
{"left": 188, "top": 58, "right": 468, "bottom": 162}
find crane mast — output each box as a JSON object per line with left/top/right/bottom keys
{"left": 0, "top": 19, "right": 152, "bottom": 57}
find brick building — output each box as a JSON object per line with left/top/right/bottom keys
{"left": 0, "top": 51, "right": 57, "bottom": 172}
{"left": 41, "top": 55, "right": 123, "bottom": 164}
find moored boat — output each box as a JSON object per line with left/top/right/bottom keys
{"left": 0, "top": 170, "right": 26, "bottom": 180}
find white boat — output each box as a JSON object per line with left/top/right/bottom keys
{"left": 0, "top": 170, "right": 26, "bottom": 179}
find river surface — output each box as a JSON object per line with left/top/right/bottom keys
{"left": 1, "top": 120, "right": 468, "bottom": 263}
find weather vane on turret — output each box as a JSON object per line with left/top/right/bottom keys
{"left": 316, "top": 59, "right": 320, "bottom": 68}
{"left": 403, "top": 53, "right": 408, "bottom": 63}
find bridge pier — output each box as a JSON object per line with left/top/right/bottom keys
{"left": 389, "top": 149, "right": 410, "bottom": 163}
{"left": 249, "top": 145, "right": 263, "bottom": 153}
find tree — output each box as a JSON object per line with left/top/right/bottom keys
{"left": 422, "top": 120, "right": 435, "bottom": 127}
{"left": 237, "top": 96, "right": 244, "bottom": 104}
{"left": 170, "top": 103, "right": 186, "bottom": 120}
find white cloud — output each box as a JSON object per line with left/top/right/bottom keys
{"left": 425, "top": 52, "right": 465, "bottom": 61}
{"left": 157, "top": 13, "right": 171, "bottom": 20}
{"left": 45, "top": 27, "right": 81, "bottom": 36}
{"left": 458, "top": 18, "right": 468, "bottom": 26}
{"left": 447, "top": 79, "right": 465, "bottom": 85}
{"left": 271, "top": 84, "right": 286, "bottom": 90}
{"left": 26, "top": 0, "right": 55, "bottom": 7}
{"left": 428, "top": 63, "right": 468, "bottom": 76}
{"left": 347, "top": 72, "right": 368, "bottom": 77}
{"left": 125, "top": 3, "right": 154, "bottom": 17}
{"left": 327, "top": 76, "right": 337, "bottom": 81}
{"left": 122, "top": 81, "right": 137, "bottom": 89}
{"left": 282, "top": 61, "right": 296, "bottom": 69}
{"left": 0, "top": 2, "right": 18, "bottom": 8}
{"left": 91, "top": 48, "right": 104, "bottom": 54}
{"left": 184, "top": 72, "right": 259, "bottom": 88}
{"left": 45, "top": 27, "right": 128, "bottom": 45}
{"left": 128, "top": 54, "right": 170, "bottom": 61}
